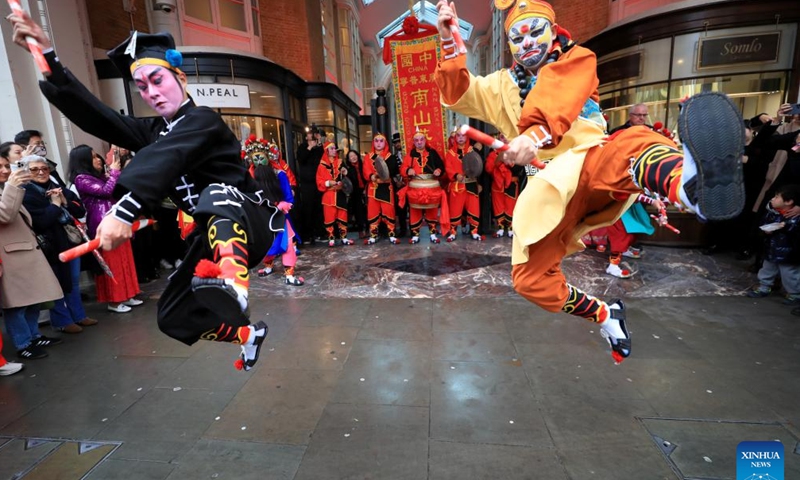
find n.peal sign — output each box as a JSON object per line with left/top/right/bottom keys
{"left": 187, "top": 84, "right": 251, "bottom": 109}
{"left": 697, "top": 32, "right": 780, "bottom": 69}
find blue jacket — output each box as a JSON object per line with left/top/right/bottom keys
{"left": 762, "top": 205, "right": 800, "bottom": 264}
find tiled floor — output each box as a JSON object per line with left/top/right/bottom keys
{"left": 1, "top": 237, "right": 798, "bottom": 479}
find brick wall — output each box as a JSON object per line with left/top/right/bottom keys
{"left": 551, "top": 0, "right": 610, "bottom": 44}
{"left": 259, "top": 0, "right": 325, "bottom": 82}
{"left": 86, "top": 0, "right": 150, "bottom": 51}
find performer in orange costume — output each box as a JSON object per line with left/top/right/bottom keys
{"left": 483, "top": 133, "right": 521, "bottom": 238}
{"left": 445, "top": 130, "right": 482, "bottom": 241}
{"left": 316, "top": 142, "right": 354, "bottom": 247}
{"left": 436, "top": 0, "right": 745, "bottom": 362}
{"left": 401, "top": 131, "right": 448, "bottom": 244}
{"left": 362, "top": 134, "right": 398, "bottom": 244}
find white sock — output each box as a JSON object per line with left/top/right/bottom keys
{"left": 677, "top": 148, "right": 706, "bottom": 220}
{"left": 600, "top": 303, "right": 627, "bottom": 340}
{"left": 224, "top": 280, "right": 249, "bottom": 312}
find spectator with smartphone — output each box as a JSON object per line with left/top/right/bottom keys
{"left": 14, "top": 130, "right": 66, "bottom": 188}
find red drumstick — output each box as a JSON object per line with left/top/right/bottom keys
{"left": 458, "top": 125, "right": 546, "bottom": 170}
{"left": 58, "top": 219, "right": 155, "bottom": 263}
{"left": 650, "top": 214, "right": 680, "bottom": 235}
{"left": 7, "top": 0, "right": 51, "bottom": 76}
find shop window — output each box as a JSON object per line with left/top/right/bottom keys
{"left": 222, "top": 115, "right": 287, "bottom": 157}
{"left": 307, "top": 98, "right": 334, "bottom": 125}
{"left": 182, "top": 0, "right": 261, "bottom": 54}
{"left": 185, "top": 0, "right": 213, "bottom": 22}
{"left": 217, "top": 77, "right": 283, "bottom": 118}
{"left": 335, "top": 105, "right": 347, "bottom": 131}
{"left": 359, "top": 124, "right": 373, "bottom": 154}
{"left": 600, "top": 82, "right": 669, "bottom": 132}
{"left": 290, "top": 96, "right": 304, "bottom": 124}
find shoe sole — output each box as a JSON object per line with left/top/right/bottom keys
{"left": 678, "top": 91, "right": 745, "bottom": 221}
{"left": 191, "top": 277, "right": 250, "bottom": 320}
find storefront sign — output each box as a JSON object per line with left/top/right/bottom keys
{"left": 384, "top": 25, "right": 447, "bottom": 156}
{"left": 697, "top": 32, "right": 780, "bottom": 69}
{"left": 597, "top": 52, "right": 641, "bottom": 85}
{"left": 187, "top": 83, "right": 251, "bottom": 109}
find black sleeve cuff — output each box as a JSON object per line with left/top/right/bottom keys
{"left": 109, "top": 192, "right": 144, "bottom": 225}
{"left": 43, "top": 49, "right": 68, "bottom": 86}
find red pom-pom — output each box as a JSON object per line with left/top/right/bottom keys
{"left": 653, "top": 122, "right": 663, "bottom": 130}
{"left": 611, "top": 351, "right": 625, "bottom": 365}
{"left": 194, "top": 259, "right": 222, "bottom": 278}
{"left": 248, "top": 134, "right": 256, "bottom": 142}
{"left": 233, "top": 358, "right": 245, "bottom": 370}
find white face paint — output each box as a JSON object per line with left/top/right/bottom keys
{"left": 455, "top": 132, "right": 467, "bottom": 146}
{"left": 413, "top": 135, "right": 426, "bottom": 150}
{"left": 373, "top": 136, "right": 386, "bottom": 151}
{"left": 507, "top": 17, "right": 553, "bottom": 70}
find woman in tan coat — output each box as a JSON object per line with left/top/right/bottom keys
{"left": 0, "top": 143, "right": 65, "bottom": 361}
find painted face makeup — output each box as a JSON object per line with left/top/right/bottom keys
{"left": 455, "top": 132, "right": 467, "bottom": 146}
{"left": 507, "top": 17, "right": 553, "bottom": 70}
{"left": 327, "top": 145, "right": 338, "bottom": 157}
{"left": 133, "top": 64, "right": 187, "bottom": 119}
{"left": 413, "top": 135, "right": 426, "bottom": 150}
{"left": 373, "top": 137, "right": 386, "bottom": 151}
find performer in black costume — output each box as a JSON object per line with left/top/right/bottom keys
{"left": 10, "top": 13, "right": 282, "bottom": 371}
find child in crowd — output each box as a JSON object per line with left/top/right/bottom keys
{"left": 748, "top": 184, "right": 800, "bottom": 304}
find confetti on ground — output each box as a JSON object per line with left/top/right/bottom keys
{"left": 403, "top": 379, "right": 409, "bottom": 382}
{"left": 706, "top": 390, "right": 713, "bottom": 394}
{"left": 652, "top": 334, "right": 660, "bottom": 339}
{"left": 241, "top": 426, "right": 247, "bottom": 430}
{"left": 450, "top": 366, "right": 456, "bottom": 370}
{"left": 360, "top": 378, "right": 365, "bottom": 382}
{"left": 344, "top": 433, "right": 350, "bottom": 438}
{"left": 703, "top": 456, "right": 712, "bottom": 463}
{"left": 626, "top": 378, "right": 633, "bottom": 382}
{"left": 341, "top": 342, "right": 346, "bottom": 345}
{"left": 333, "top": 357, "right": 338, "bottom": 361}
{"left": 173, "top": 387, "right": 182, "bottom": 392}
{"left": 509, "top": 420, "right": 514, "bottom": 424}
{"left": 101, "top": 418, "right": 108, "bottom": 422}
{"left": 215, "top": 416, "right": 220, "bottom": 420}
{"left": 269, "top": 348, "right": 275, "bottom": 351}
{"left": 137, "top": 387, "right": 142, "bottom": 391}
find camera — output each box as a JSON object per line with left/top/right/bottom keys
{"left": 10, "top": 158, "right": 31, "bottom": 173}
{"left": 789, "top": 103, "right": 800, "bottom": 116}
{"left": 153, "top": 0, "right": 176, "bottom": 13}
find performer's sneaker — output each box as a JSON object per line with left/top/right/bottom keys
{"left": 446, "top": 233, "right": 457, "bottom": 242}
{"left": 235, "top": 321, "right": 268, "bottom": 371}
{"left": 430, "top": 234, "right": 441, "bottom": 244}
{"left": 621, "top": 246, "right": 643, "bottom": 259}
{"left": 596, "top": 244, "right": 607, "bottom": 253}
{"left": 285, "top": 275, "right": 304, "bottom": 286}
{"left": 599, "top": 300, "right": 631, "bottom": 364}
{"left": 606, "top": 261, "right": 634, "bottom": 279}
{"left": 677, "top": 92, "right": 746, "bottom": 221}
{"left": 366, "top": 237, "right": 377, "bottom": 245}
{"left": 389, "top": 236, "right": 399, "bottom": 244}
{"left": 328, "top": 240, "right": 336, "bottom": 247}
{"left": 472, "top": 233, "right": 485, "bottom": 241}
{"left": 493, "top": 228, "right": 504, "bottom": 238}
{"left": 257, "top": 267, "right": 274, "bottom": 277}
{"left": 410, "top": 236, "right": 420, "bottom": 244}
{"left": 341, "top": 238, "right": 355, "bottom": 246}
{"left": 507, "top": 228, "right": 514, "bottom": 238}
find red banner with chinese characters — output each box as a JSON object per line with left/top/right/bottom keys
{"left": 386, "top": 27, "right": 447, "bottom": 157}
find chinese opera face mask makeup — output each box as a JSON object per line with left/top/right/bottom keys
{"left": 133, "top": 65, "right": 187, "bottom": 119}
{"left": 413, "top": 135, "right": 426, "bottom": 150}
{"left": 373, "top": 136, "right": 386, "bottom": 152}
{"left": 508, "top": 17, "right": 553, "bottom": 70}
{"left": 327, "top": 144, "right": 338, "bottom": 157}
{"left": 455, "top": 132, "right": 467, "bottom": 146}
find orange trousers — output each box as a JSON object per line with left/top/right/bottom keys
{"left": 491, "top": 188, "right": 518, "bottom": 228}
{"left": 511, "top": 128, "right": 670, "bottom": 311}
{"left": 323, "top": 205, "right": 348, "bottom": 239}
{"left": 367, "top": 197, "right": 395, "bottom": 236}
{"left": 409, "top": 208, "right": 440, "bottom": 236}
{"left": 448, "top": 190, "right": 480, "bottom": 234}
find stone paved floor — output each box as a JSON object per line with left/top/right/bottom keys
{"left": 1, "top": 237, "right": 798, "bottom": 480}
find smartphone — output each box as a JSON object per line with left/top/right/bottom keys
{"left": 790, "top": 103, "right": 800, "bottom": 115}
{"left": 10, "top": 160, "right": 29, "bottom": 173}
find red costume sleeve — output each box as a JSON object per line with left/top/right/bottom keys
{"left": 362, "top": 153, "right": 376, "bottom": 182}
{"left": 444, "top": 150, "right": 464, "bottom": 182}
{"left": 484, "top": 151, "right": 498, "bottom": 175}
{"left": 401, "top": 154, "right": 414, "bottom": 181}
{"left": 282, "top": 161, "right": 297, "bottom": 187}
{"left": 516, "top": 46, "right": 600, "bottom": 148}
{"left": 316, "top": 158, "right": 333, "bottom": 192}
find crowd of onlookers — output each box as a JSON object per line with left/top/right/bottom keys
{"left": 0, "top": 129, "right": 187, "bottom": 377}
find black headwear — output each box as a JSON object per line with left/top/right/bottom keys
{"left": 107, "top": 31, "right": 184, "bottom": 80}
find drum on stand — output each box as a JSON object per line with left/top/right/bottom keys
{"left": 407, "top": 175, "right": 443, "bottom": 209}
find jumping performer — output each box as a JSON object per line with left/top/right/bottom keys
{"left": 10, "top": 15, "right": 283, "bottom": 371}
{"left": 435, "top": 0, "right": 745, "bottom": 363}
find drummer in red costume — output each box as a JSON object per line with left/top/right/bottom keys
{"left": 436, "top": 0, "right": 746, "bottom": 363}
{"left": 362, "top": 134, "right": 398, "bottom": 244}
{"left": 445, "top": 129, "right": 482, "bottom": 241}
{"left": 484, "top": 133, "right": 521, "bottom": 238}
{"left": 401, "top": 130, "right": 448, "bottom": 244}
{"left": 316, "top": 142, "right": 355, "bottom": 247}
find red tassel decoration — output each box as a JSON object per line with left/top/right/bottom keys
{"left": 194, "top": 259, "right": 222, "bottom": 278}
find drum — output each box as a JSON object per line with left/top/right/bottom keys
{"left": 407, "top": 177, "right": 442, "bottom": 209}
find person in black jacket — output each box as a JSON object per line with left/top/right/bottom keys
{"left": 10, "top": 14, "right": 282, "bottom": 372}
{"left": 295, "top": 129, "right": 324, "bottom": 244}
{"left": 14, "top": 130, "right": 67, "bottom": 188}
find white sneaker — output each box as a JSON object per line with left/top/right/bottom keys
{"left": 328, "top": 240, "right": 336, "bottom": 247}
{"left": 446, "top": 234, "right": 457, "bottom": 242}
{"left": 341, "top": 238, "right": 355, "bottom": 245}
{"left": 159, "top": 259, "right": 174, "bottom": 270}
{"left": 606, "top": 262, "right": 634, "bottom": 279}
{"left": 123, "top": 298, "right": 144, "bottom": 306}
{"left": 621, "top": 247, "right": 643, "bottom": 259}
{"left": 367, "top": 237, "right": 377, "bottom": 245}
{"left": 494, "top": 228, "right": 505, "bottom": 238}
{"left": 507, "top": 229, "right": 514, "bottom": 238}
{"left": 471, "top": 233, "right": 483, "bottom": 241}
{"left": 430, "top": 234, "right": 441, "bottom": 243}
{"left": 0, "top": 362, "right": 24, "bottom": 376}
{"left": 389, "top": 236, "right": 399, "bottom": 244}
{"left": 410, "top": 236, "right": 420, "bottom": 244}
{"left": 108, "top": 303, "right": 132, "bottom": 313}
{"left": 599, "top": 300, "right": 631, "bottom": 363}
{"left": 239, "top": 321, "right": 268, "bottom": 371}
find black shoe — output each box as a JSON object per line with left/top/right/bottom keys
{"left": 34, "top": 335, "right": 63, "bottom": 347}
{"left": 678, "top": 92, "right": 746, "bottom": 221}
{"left": 191, "top": 277, "right": 249, "bottom": 319}
{"left": 18, "top": 345, "right": 48, "bottom": 359}
{"left": 238, "top": 321, "right": 268, "bottom": 371}
{"left": 600, "top": 299, "right": 631, "bottom": 364}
